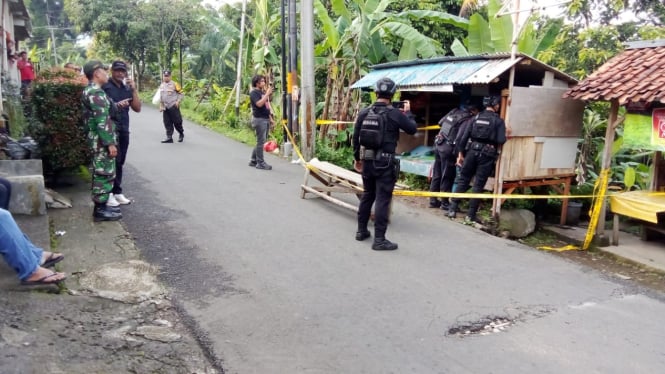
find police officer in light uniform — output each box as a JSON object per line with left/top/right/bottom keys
{"left": 352, "top": 77, "right": 417, "bottom": 251}
{"left": 447, "top": 96, "right": 507, "bottom": 224}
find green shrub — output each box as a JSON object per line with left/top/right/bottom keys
{"left": 0, "top": 76, "right": 26, "bottom": 137}
{"left": 315, "top": 139, "right": 354, "bottom": 170}
{"left": 28, "top": 68, "right": 91, "bottom": 175}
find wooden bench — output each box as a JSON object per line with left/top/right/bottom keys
{"left": 301, "top": 158, "right": 407, "bottom": 214}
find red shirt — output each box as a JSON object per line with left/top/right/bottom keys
{"left": 17, "top": 59, "right": 35, "bottom": 81}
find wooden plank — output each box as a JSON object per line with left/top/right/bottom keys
{"left": 500, "top": 137, "right": 576, "bottom": 181}
{"left": 308, "top": 158, "right": 363, "bottom": 185}
{"left": 301, "top": 185, "right": 359, "bottom": 212}
{"left": 509, "top": 86, "right": 585, "bottom": 137}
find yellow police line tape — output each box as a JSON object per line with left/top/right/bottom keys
{"left": 280, "top": 122, "right": 643, "bottom": 252}
{"left": 316, "top": 119, "right": 355, "bottom": 125}
{"left": 537, "top": 244, "right": 580, "bottom": 252}
{"left": 295, "top": 119, "right": 441, "bottom": 129}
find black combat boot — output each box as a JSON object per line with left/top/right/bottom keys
{"left": 161, "top": 137, "right": 173, "bottom": 143}
{"left": 446, "top": 202, "right": 458, "bottom": 218}
{"left": 178, "top": 133, "right": 184, "bottom": 142}
{"left": 464, "top": 215, "right": 483, "bottom": 225}
{"left": 372, "top": 238, "right": 398, "bottom": 251}
{"left": 106, "top": 205, "right": 121, "bottom": 213}
{"left": 93, "top": 204, "right": 122, "bottom": 222}
{"left": 355, "top": 230, "right": 371, "bottom": 241}
{"left": 428, "top": 199, "right": 441, "bottom": 208}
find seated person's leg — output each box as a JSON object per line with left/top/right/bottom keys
{"left": 0, "top": 209, "right": 65, "bottom": 283}
{"left": 0, "top": 177, "right": 11, "bottom": 210}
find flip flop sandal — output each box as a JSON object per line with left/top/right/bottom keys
{"left": 21, "top": 272, "right": 66, "bottom": 286}
{"left": 42, "top": 253, "right": 65, "bottom": 268}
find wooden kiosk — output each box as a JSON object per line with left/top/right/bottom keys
{"left": 351, "top": 54, "right": 585, "bottom": 223}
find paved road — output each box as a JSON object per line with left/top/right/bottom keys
{"left": 120, "top": 107, "right": 665, "bottom": 374}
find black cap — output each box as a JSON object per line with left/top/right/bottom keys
{"left": 111, "top": 60, "right": 128, "bottom": 71}
{"left": 163, "top": 70, "right": 171, "bottom": 76}
{"left": 83, "top": 60, "right": 107, "bottom": 79}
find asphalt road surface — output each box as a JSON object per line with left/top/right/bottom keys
{"left": 119, "top": 106, "right": 665, "bottom": 374}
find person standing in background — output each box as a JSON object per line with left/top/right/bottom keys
{"left": 248, "top": 75, "right": 273, "bottom": 170}
{"left": 16, "top": 51, "right": 35, "bottom": 98}
{"left": 159, "top": 70, "right": 184, "bottom": 143}
{"left": 102, "top": 60, "right": 142, "bottom": 207}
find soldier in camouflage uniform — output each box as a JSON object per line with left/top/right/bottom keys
{"left": 81, "top": 60, "right": 122, "bottom": 222}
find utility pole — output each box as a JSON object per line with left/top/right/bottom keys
{"left": 300, "top": 0, "right": 315, "bottom": 159}
{"left": 280, "top": 0, "right": 288, "bottom": 145}
{"left": 234, "top": 0, "right": 248, "bottom": 117}
{"left": 44, "top": 0, "right": 58, "bottom": 65}
{"left": 287, "top": 0, "right": 297, "bottom": 145}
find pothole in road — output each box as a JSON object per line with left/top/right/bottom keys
{"left": 447, "top": 316, "right": 514, "bottom": 337}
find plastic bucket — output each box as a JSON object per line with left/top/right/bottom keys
{"left": 566, "top": 201, "right": 583, "bottom": 226}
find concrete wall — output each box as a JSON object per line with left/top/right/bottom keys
{"left": 0, "top": 159, "right": 46, "bottom": 215}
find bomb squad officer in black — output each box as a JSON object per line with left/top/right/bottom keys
{"left": 447, "top": 96, "right": 507, "bottom": 224}
{"left": 352, "top": 77, "right": 417, "bottom": 251}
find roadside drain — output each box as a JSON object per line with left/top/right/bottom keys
{"left": 447, "top": 316, "right": 514, "bottom": 337}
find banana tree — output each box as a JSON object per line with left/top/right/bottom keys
{"left": 314, "top": 0, "right": 468, "bottom": 139}
{"left": 249, "top": 0, "right": 281, "bottom": 84}
{"left": 452, "top": 0, "right": 561, "bottom": 57}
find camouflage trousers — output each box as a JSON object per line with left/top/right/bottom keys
{"left": 91, "top": 145, "right": 116, "bottom": 205}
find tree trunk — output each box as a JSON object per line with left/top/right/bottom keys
{"left": 319, "top": 60, "right": 335, "bottom": 140}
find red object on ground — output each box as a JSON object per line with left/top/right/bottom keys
{"left": 264, "top": 140, "right": 278, "bottom": 153}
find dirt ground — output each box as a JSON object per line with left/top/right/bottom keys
{"left": 396, "top": 196, "right": 665, "bottom": 294}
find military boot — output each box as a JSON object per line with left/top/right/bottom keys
{"left": 161, "top": 137, "right": 173, "bottom": 143}
{"left": 446, "top": 202, "right": 458, "bottom": 218}
{"left": 105, "top": 205, "right": 121, "bottom": 213}
{"left": 93, "top": 205, "right": 122, "bottom": 222}
{"left": 355, "top": 230, "right": 371, "bottom": 241}
{"left": 372, "top": 238, "right": 398, "bottom": 251}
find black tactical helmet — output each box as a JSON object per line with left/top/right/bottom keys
{"left": 374, "top": 77, "right": 397, "bottom": 97}
{"left": 483, "top": 96, "right": 501, "bottom": 107}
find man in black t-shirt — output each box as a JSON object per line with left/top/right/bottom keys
{"left": 102, "top": 60, "right": 142, "bottom": 207}
{"left": 248, "top": 75, "right": 273, "bottom": 170}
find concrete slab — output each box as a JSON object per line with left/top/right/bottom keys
{"left": 543, "top": 223, "right": 665, "bottom": 273}
{"left": 6, "top": 175, "right": 46, "bottom": 215}
{"left": 0, "top": 159, "right": 44, "bottom": 176}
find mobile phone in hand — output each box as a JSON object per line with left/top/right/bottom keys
{"left": 392, "top": 101, "right": 405, "bottom": 109}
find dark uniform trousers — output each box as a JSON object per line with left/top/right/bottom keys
{"left": 163, "top": 106, "right": 184, "bottom": 138}
{"left": 358, "top": 157, "right": 397, "bottom": 240}
{"left": 450, "top": 144, "right": 497, "bottom": 218}
{"left": 112, "top": 131, "right": 130, "bottom": 195}
{"left": 429, "top": 143, "right": 456, "bottom": 204}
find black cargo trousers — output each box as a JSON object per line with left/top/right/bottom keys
{"left": 449, "top": 142, "right": 497, "bottom": 219}
{"left": 358, "top": 155, "right": 400, "bottom": 240}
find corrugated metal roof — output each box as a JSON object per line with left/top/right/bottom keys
{"left": 351, "top": 54, "right": 573, "bottom": 90}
